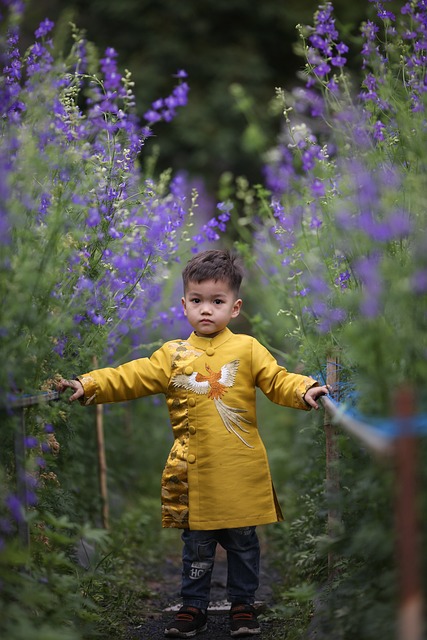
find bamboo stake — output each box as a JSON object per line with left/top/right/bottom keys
{"left": 324, "top": 354, "right": 340, "bottom": 576}
{"left": 93, "top": 357, "right": 109, "bottom": 529}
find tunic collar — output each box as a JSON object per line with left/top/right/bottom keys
{"left": 187, "top": 327, "right": 233, "bottom": 351}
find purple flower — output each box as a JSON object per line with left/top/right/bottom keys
{"left": 86, "top": 208, "right": 101, "bottom": 227}
{"left": 301, "top": 144, "right": 322, "bottom": 171}
{"left": 35, "top": 18, "right": 54, "bottom": 39}
{"left": 354, "top": 255, "right": 382, "bottom": 317}
{"left": 144, "top": 109, "right": 162, "bottom": 124}
{"left": 331, "top": 54, "right": 347, "bottom": 67}
{"left": 5, "top": 494, "right": 24, "bottom": 523}
{"left": 26, "top": 490, "right": 38, "bottom": 507}
{"left": 336, "top": 42, "right": 349, "bottom": 55}
{"left": 310, "top": 215, "right": 323, "bottom": 228}
{"left": 387, "top": 209, "right": 412, "bottom": 238}
{"left": 0, "top": 517, "right": 14, "bottom": 535}
{"left": 317, "top": 307, "right": 347, "bottom": 332}
{"left": 38, "top": 192, "right": 51, "bottom": 216}
{"left": 373, "top": 120, "right": 386, "bottom": 141}
{"left": 377, "top": 4, "right": 396, "bottom": 21}
{"left": 109, "top": 227, "right": 123, "bottom": 239}
{"left": 336, "top": 270, "right": 351, "bottom": 289}
{"left": 53, "top": 336, "right": 67, "bottom": 357}
{"left": 88, "top": 311, "right": 106, "bottom": 325}
{"left": 309, "top": 34, "right": 328, "bottom": 52}
{"left": 24, "top": 436, "right": 39, "bottom": 449}
{"left": 327, "top": 77, "right": 340, "bottom": 93}
{"left": 314, "top": 61, "right": 331, "bottom": 77}
{"left": 412, "top": 270, "right": 427, "bottom": 293}
{"left": 310, "top": 178, "right": 326, "bottom": 197}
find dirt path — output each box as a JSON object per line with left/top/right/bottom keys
{"left": 126, "top": 544, "right": 286, "bottom": 639}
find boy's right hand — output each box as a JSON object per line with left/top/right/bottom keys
{"left": 57, "top": 378, "right": 84, "bottom": 403}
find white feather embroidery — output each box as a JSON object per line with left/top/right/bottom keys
{"left": 172, "top": 373, "right": 210, "bottom": 395}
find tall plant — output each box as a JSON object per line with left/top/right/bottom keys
{"left": 227, "top": 1, "right": 427, "bottom": 637}
{"left": 238, "top": 0, "right": 427, "bottom": 414}
{"left": 0, "top": 3, "right": 227, "bottom": 637}
{"left": 0, "top": 13, "right": 194, "bottom": 398}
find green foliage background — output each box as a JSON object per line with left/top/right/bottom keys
{"left": 19, "top": 0, "right": 395, "bottom": 190}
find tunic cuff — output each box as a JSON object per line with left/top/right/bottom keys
{"left": 77, "top": 374, "right": 98, "bottom": 405}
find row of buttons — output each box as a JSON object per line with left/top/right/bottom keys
{"left": 184, "top": 349, "right": 215, "bottom": 465}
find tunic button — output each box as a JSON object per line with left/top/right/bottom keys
{"left": 188, "top": 454, "right": 196, "bottom": 464}
{"left": 184, "top": 365, "right": 193, "bottom": 375}
{"left": 188, "top": 397, "right": 196, "bottom": 407}
{"left": 206, "top": 347, "right": 215, "bottom": 356}
{"left": 189, "top": 425, "right": 196, "bottom": 434}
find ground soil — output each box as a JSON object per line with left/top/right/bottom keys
{"left": 125, "top": 543, "right": 288, "bottom": 640}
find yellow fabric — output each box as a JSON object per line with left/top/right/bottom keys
{"left": 78, "top": 328, "right": 317, "bottom": 530}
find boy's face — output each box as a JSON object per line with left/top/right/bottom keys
{"left": 181, "top": 279, "right": 242, "bottom": 337}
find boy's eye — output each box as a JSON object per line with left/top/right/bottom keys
{"left": 214, "top": 299, "right": 224, "bottom": 304}
{"left": 191, "top": 298, "right": 200, "bottom": 303}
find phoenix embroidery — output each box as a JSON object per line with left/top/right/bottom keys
{"left": 173, "top": 360, "right": 253, "bottom": 448}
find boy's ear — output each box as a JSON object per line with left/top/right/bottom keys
{"left": 181, "top": 296, "right": 187, "bottom": 316}
{"left": 231, "top": 298, "right": 242, "bottom": 318}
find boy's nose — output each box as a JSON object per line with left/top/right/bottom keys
{"left": 201, "top": 303, "right": 212, "bottom": 314}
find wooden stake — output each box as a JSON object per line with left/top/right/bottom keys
{"left": 395, "top": 386, "right": 423, "bottom": 640}
{"left": 14, "top": 409, "right": 30, "bottom": 547}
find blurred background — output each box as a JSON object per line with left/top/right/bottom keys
{"left": 20, "top": 0, "right": 373, "bottom": 195}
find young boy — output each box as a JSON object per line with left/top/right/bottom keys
{"left": 58, "top": 249, "right": 328, "bottom": 638}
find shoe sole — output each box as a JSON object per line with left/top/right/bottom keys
{"left": 230, "top": 628, "right": 261, "bottom": 637}
{"left": 164, "top": 622, "right": 208, "bottom": 637}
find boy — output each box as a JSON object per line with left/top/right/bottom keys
{"left": 58, "top": 249, "right": 328, "bottom": 638}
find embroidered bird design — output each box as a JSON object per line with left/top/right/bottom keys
{"left": 172, "top": 360, "right": 253, "bottom": 448}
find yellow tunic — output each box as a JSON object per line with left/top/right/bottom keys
{"left": 78, "top": 328, "right": 317, "bottom": 530}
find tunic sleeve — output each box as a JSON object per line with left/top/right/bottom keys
{"left": 251, "top": 338, "right": 317, "bottom": 410}
{"left": 77, "top": 345, "right": 171, "bottom": 405}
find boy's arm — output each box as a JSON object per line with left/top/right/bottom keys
{"left": 57, "top": 347, "right": 171, "bottom": 405}
{"left": 252, "top": 339, "right": 328, "bottom": 410}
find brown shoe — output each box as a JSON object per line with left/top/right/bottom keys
{"left": 229, "top": 604, "right": 261, "bottom": 637}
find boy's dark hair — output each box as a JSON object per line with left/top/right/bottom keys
{"left": 182, "top": 250, "right": 243, "bottom": 294}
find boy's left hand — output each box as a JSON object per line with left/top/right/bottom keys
{"left": 304, "top": 385, "right": 330, "bottom": 410}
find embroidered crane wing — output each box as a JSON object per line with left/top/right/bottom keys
{"left": 172, "top": 372, "right": 210, "bottom": 395}
{"left": 218, "top": 360, "right": 239, "bottom": 387}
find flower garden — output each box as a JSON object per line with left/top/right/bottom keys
{"left": 1, "top": 0, "right": 427, "bottom": 638}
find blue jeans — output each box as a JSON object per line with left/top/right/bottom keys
{"left": 180, "top": 527, "right": 260, "bottom": 610}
